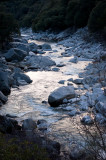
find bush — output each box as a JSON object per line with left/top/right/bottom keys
{"left": 0, "top": 133, "right": 50, "bottom": 160}
{"left": 0, "top": 12, "right": 19, "bottom": 49}
{"left": 88, "top": 1, "right": 106, "bottom": 32}
{"left": 80, "top": 121, "right": 106, "bottom": 160}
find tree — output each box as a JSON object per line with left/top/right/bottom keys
{"left": 0, "top": 12, "right": 19, "bottom": 49}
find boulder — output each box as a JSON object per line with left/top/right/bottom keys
{"left": 0, "top": 91, "right": 8, "bottom": 104}
{"left": 73, "top": 79, "right": 83, "bottom": 84}
{"left": 58, "top": 80, "right": 65, "bottom": 84}
{"left": 28, "top": 42, "right": 38, "bottom": 52}
{"left": 52, "top": 67, "right": 60, "bottom": 72}
{"left": 0, "top": 70, "right": 10, "bottom": 95}
{"left": 13, "top": 72, "right": 32, "bottom": 85}
{"left": 37, "top": 119, "right": 48, "bottom": 131}
{"left": 56, "top": 63, "right": 65, "bottom": 67}
{"left": 5, "top": 48, "right": 27, "bottom": 62}
{"left": 69, "top": 57, "right": 78, "bottom": 63}
{"left": 0, "top": 115, "right": 21, "bottom": 133}
{"left": 95, "top": 113, "right": 106, "bottom": 124}
{"left": 48, "top": 86, "right": 75, "bottom": 107}
{"left": 69, "top": 110, "right": 78, "bottom": 116}
{"left": 40, "top": 43, "right": 52, "bottom": 51}
{"left": 11, "top": 42, "right": 29, "bottom": 53}
{"left": 67, "top": 78, "right": 73, "bottom": 82}
{"left": 24, "top": 55, "right": 56, "bottom": 69}
{"left": 95, "top": 102, "right": 106, "bottom": 117}
{"left": 13, "top": 38, "right": 27, "bottom": 44}
{"left": 22, "top": 119, "right": 37, "bottom": 131}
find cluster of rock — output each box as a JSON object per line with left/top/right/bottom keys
{"left": 0, "top": 35, "right": 56, "bottom": 107}
{"left": 0, "top": 34, "right": 61, "bottom": 159}
{"left": 0, "top": 115, "right": 61, "bottom": 160}
{"left": 0, "top": 27, "right": 105, "bottom": 160}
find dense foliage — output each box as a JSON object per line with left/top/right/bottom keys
{"left": 0, "top": 133, "right": 50, "bottom": 160}
{"left": 0, "top": 0, "right": 105, "bottom": 38}
{"left": 0, "top": 11, "right": 19, "bottom": 49}
{"left": 88, "top": 1, "right": 106, "bottom": 32}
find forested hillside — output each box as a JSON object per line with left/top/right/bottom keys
{"left": 0, "top": 0, "right": 106, "bottom": 45}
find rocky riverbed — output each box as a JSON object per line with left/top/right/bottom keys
{"left": 0, "top": 27, "right": 106, "bottom": 159}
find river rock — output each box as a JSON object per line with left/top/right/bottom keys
{"left": 68, "top": 98, "right": 80, "bottom": 103}
{"left": 69, "top": 57, "right": 78, "bottom": 63}
{"left": 56, "top": 63, "right": 65, "bottom": 67}
{"left": 24, "top": 55, "right": 56, "bottom": 70}
{"left": 28, "top": 42, "right": 38, "bottom": 52}
{"left": 81, "top": 115, "right": 94, "bottom": 125}
{"left": 37, "top": 50, "right": 45, "bottom": 54}
{"left": 13, "top": 72, "right": 32, "bottom": 85}
{"left": 58, "top": 80, "right": 65, "bottom": 84}
{"left": 0, "top": 70, "right": 10, "bottom": 95}
{"left": 22, "top": 119, "right": 37, "bottom": 131}
{"left": 95, "top": 113, "right": 106, "bottom": 124}
{"left": 13, "top": 38, "right": 27, "bottom": 44}
{"left": 11, "top": 42, "right": 29, "bottom": 54}
{"left": 95, "top": 102, "right": 106, "bottom": 117}
{"left": 40, "top": 43, "right": 52, "bottom": 51}
{"left": 48, "top": 86, "right": 75, "bottom": 107}
{"left": 0, "top": 115, "right": 21, "bottom": 133}
{"left": 5, "top": 48, "right": 27, "bottom": 62}
{"left": 52, "top": 67, "right": 60, "bottom": 72}
{"left": 37, "top": 119, "right": 48, "bottom": 131}
{"left": 67, "top": 78, "right": 73, "bottom": 82}
{"left": 68, "top": 110, "right": 78, "bottom": 116}
{"left": 0, "top": 91, "right": 8, "bottom": 104}
{"left": 73, "top": 79, "right": 83, "bottom": 84}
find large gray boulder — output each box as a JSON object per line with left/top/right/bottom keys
{"left": 22, "top": 119, "right": 37, "bottom": 131}
{"left": 11, "top": 42, "right": 29, "bottom": 53}
{"left": 24, "top": 55, "right": 56, "bottom": 69}
{"left": 48, "top": 86, "right": 75, "bottom": 107}
{"left": 0, "top": 70, "right": 10, "bottom": 95}
{"left": 13, "top": 72, "right": 32, "bottom": 86}
{"left": 5, "top": 48, "right": 27, "bottom": 62}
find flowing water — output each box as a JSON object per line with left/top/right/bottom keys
{"left": 0, "top": 35, "right": 91, "bottom": 151}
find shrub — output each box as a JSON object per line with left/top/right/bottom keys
{"left": 0, "top": 133, "right": 50, "bottom": 160}
{"left": 88, "top": 1, "right": 106, "bottom": 32}
{"left": 80, "top": 121, "right": 106, "bottom": 160}
{"left": 0, "top": 12, "right": 19, "bottom": 49}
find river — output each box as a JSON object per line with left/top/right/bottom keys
{"left": 0, "top": 34, "right": 91, "bottom": 151}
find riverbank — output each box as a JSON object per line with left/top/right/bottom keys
{"left": 0, "top": 27, "right": 106, "bottom": 160}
